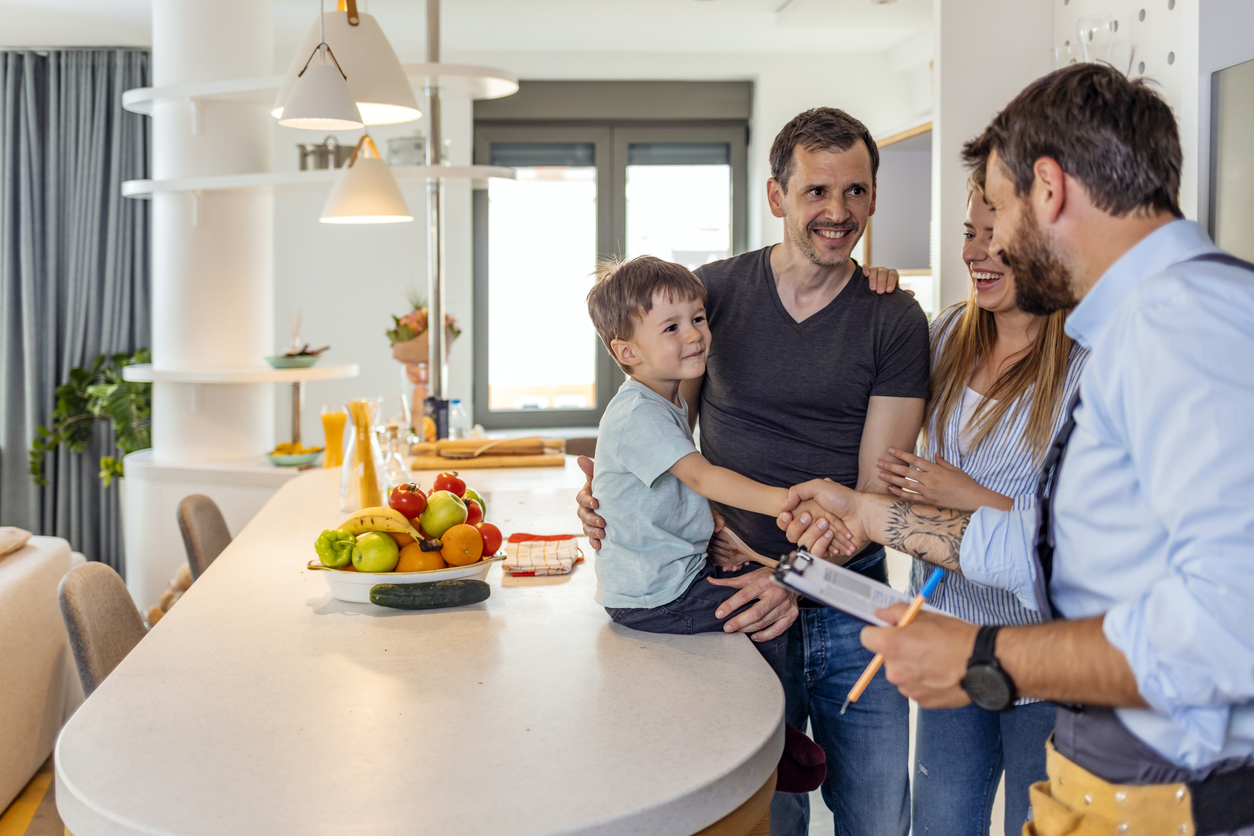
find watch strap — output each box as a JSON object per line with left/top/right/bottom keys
{"left": 969, "top": 624, "right": 1003, "bottom": 668}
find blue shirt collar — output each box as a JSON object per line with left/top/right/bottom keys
{"left": 1065, "top": 219, "right": 1217, "bottom": 350}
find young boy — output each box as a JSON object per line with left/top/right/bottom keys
{"left": 585, "top": 255, "right": 841, "bottom": 677}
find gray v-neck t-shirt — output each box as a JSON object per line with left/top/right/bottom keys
{"left": 695, "top": 246, "right": 930, "bottom": 566}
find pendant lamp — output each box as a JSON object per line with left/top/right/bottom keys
{"left": 320, "top": 135, "right": 414, "bottom": 224}
{"left": 277, "top": 42, "right": 363, "bottom": 130}
{"left": 274, "top": 0, "right": 421, "bottom": 127}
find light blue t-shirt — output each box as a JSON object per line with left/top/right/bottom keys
{"left": 592, "top": 379, "right": 714, "bottom": 608}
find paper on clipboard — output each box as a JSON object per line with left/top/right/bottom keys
{"left": 773, "top": 550, "right": 949, "bottom": 626}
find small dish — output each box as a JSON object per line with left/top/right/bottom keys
{"left": 307, "top": 554, "right": 506, "bottom": 604}
{"left": 265, "top": 355, "right": 320, "bottom": 369}
{"left": 267, "top": 450, "right": 322, "bottom": 467}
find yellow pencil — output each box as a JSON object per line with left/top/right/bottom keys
{"left": 840, "top": 567, "right": 945, "bottom": 715}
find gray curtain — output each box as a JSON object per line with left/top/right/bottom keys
{"left": 0, "top": 49, "right": 150, "bottom": 573}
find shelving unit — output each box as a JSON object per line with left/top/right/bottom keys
{"left": 120, "top": 63, "right": 518, "bottom": 115}
{"left": 124, "top": 363, "right": 359, "bottom": 445}
{"left": 121, "top": 165, "right": 515, "bottom": 198}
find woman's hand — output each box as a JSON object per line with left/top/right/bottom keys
{"left": 864, "top": 266, "right": 915, "bottom": 296}
{"left": 876, "top": 449, "right": 1012, "bottom": 512}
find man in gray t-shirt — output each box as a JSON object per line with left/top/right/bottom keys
{"left": 579, "top": 108, "right": 927, "bottom": 835}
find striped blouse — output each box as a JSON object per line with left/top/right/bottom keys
{"left": 907, "top": 305, "right": 1088, "bottom": 629}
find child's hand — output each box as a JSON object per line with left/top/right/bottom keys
{"left": 707, "top": 525, "right": 754, "bottom": 570}
{"left": 791, "top": 500, "right": 859, "bottom": 562}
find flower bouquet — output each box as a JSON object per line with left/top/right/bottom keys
{"left": 388, "top": 291, "right": 461, "bottom": 370}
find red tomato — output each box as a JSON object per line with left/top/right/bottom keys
{"left": 464, "top": 499, "right": 483, "bottom": 526}
{"left": 433, "top": 471, "right": 466, "bottom": 497}
{"left": 388, "top": 483, "right": 427, "bottom": 518}
{"left": 475, "top": 522, "right": 502, "bottom": 556}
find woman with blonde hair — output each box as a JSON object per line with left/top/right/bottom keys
{"left": 874, "top": 171, "right": 1087, "bottom": 836}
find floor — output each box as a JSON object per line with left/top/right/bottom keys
{"left": 0, "top": 758, "right": 63, "bottom": 836}
{"left": 4, "top": 551, "right": 1006, "bottom": 836}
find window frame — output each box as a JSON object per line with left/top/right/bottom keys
{"left": 472, "top": 120, "right": 748, "bottom": 430}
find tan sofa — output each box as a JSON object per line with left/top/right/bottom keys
{"left": 0, "top": 536, "right": 85, "bottom": 810}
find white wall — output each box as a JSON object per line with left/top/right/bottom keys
{"left": 932, "top": 0, "right": 1055, "bottom": 308}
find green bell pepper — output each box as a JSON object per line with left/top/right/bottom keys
{"left": 315, "top": 529, "right": 359, "bottom": 568}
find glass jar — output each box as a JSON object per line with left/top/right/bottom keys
{"left": 341, "top": 398, "right": 385, "bottom": 512}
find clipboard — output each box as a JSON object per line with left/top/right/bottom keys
{"left": 771, "top": 549, "right": 951, "bottom": 627}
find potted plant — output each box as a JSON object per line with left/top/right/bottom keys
{"left": 29, "top": 349, "right": 152, "bottom": 488}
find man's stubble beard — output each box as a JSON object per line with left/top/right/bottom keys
{"left": 787, "top": 213, "right": 861, "bottom": 269}
{"left": 1002, "top": 207, "right": 1078, "bottom": 315}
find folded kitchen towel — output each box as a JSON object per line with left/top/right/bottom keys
{"left": 0, "top": 527, "right": 33, "bottom": 558}
{"left": 504, "top": 534, "right": 584, "bottom": 577}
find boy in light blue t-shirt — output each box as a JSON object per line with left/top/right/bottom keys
{"left": 585, "top": 255, "right": 844, "bottom": 678}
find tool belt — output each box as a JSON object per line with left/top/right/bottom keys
{"left": 1026, "top": 707, "right": 1254, "bottom": 836}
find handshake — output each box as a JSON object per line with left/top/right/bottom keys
{"left": 777, "top": 479, "right": 871, "bottom": 562}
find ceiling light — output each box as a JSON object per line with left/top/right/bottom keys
{"left": 320, "top": 135, "right": 414, "bottom": 224}
{"left": 277, "top": 43, "right": 363, "bottom": 130}
{"left": 274, "top": 0, "right": 421, "bottom": 126}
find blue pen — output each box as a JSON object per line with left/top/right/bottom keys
{"left": 840, "top": 566, "right": 946, "bottom": 715}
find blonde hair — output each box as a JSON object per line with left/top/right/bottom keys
{"left": 586, "top": 255, "right": 707, "bottom": 373}
{"left": 922, "top": 184, "right": 1074, "bottom": 462}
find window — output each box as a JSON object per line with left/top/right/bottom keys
{"left": 473, "top": 121, "right": 747, "bottom": 429}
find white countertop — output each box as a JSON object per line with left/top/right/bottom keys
{"left": 56, "top": 461, "right": 783, "bottom": 836}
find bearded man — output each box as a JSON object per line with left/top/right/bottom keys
{"left": 780, "top": 65, "right": 1254, "bottom": 836}
{"left": 578, "top": 107, "right": 929, "bottom": 836}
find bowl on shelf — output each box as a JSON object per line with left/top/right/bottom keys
{"left": 306, "top": 554, "right": 506, "bottom": 604}
{"left": 265, "top": 354, "right": 320, "bottom": 369}
{"left": 267, "top": 450, "right": 322, "bottom": 467}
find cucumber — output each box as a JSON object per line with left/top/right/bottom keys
{"left": 369, "top": 579, "right": 491, "bottom": 610}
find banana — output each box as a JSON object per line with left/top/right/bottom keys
{"left": 337, "top": 507, "right": 421, "bottom": 539}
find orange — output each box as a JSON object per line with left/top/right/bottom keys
{"left": 441, "top": 524, "right": 484, "bottom": 566}
{"left": 389, "top": 531, "right": 415, "bottom": 548}
{"left": 396, "top": 542, "right": 447, "bottom": 572}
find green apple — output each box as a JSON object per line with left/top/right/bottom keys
{"left": 420, "top": 490, "right": 468, "bottom": 539}
{"left": 353, "top": 531, "right": 400, "bottom": 573}
{"left": 462, "top": 487, "right": 487, "bottom": 519}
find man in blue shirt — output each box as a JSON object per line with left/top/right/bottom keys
{"left": 779, "top": 64, "right": 1254, "bottom": 835}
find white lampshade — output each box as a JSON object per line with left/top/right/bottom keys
{"left": 274, "top": 11, "right": 420, "bottom": 126}
{"left": 278, "top": 56, "right": 364, "bottom": 131}
{"left": 320, "top": 139, "right": 413, "bottom": 224}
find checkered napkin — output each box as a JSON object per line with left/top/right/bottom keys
{"left": 503, "top": 534, "right": 584, "bottom": 576}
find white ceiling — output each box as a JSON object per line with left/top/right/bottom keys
{"left": 1, "top": 0, "right": 931, "bottom": 58}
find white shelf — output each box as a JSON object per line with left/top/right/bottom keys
{"left": 122, "top": 363, "right": 359, "bottom": 384}
{"left": 121, "top": 63, "right": 518, "bottom": 115}
{"left": 121, "top": 164, "right": 514, "bottom": 198}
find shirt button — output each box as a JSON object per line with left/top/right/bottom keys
{"left": 1178, "top": 825, "right": 1189, "bottom": 834}
{"left": 1115, "top": 791, "right": 1127, "bottom": 803}
{"left": 1117, "top": 825, "right": 1129, "bottom": 835}
{"left": 1176, "top": 787, "right": 1186, "bottom": 802}
{"left": 1084, "top": 794, "right": 1092, "bottom": 805}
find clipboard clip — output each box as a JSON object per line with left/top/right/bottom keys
{"left": 771, "top": 548, "right": 817, "bottom": 588}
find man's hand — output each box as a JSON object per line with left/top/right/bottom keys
{"left": 877, "top": 449, "right": 1012, "bottom": 513}
{"left": 864, "top": 266, "right": 915, "bottom": 296}
{"left": 575, "top": 456, "right": 606, "bottom": 550}
{"left": 779, "top": 480, "right": 868, "bottom": 551}
{"left": 860, "top": 603, "right": 979, "bottom": 709}
{"left": 707, "top": 568, "right": 798, "bottom": 642}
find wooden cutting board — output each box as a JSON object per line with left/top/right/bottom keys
{"left": 408, "top": 453, "right": 566, "bottom": 470}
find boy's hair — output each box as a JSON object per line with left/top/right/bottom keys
{"left": 587, "top": 255, "right": 707, "bottom": 373}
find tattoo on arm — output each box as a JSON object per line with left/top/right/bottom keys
{"left": 881, "top": 502, "right": 971, "bottom": 574}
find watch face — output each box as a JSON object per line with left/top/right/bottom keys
{"left": 961, "top": 665, "right": 1015, "bottom": 711}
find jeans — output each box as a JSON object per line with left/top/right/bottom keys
{"left": 606, "top": 562, "right": 786, "bottom": 678}
{"left": 770, "top": 555, "right": 910, "bottom": 836}
{"left": 912, "top": 700, "right": 1055, "bottom": 836}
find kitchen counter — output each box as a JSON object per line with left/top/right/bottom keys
{"left": 56, "top": 461, "right": 784, "bottom": 835}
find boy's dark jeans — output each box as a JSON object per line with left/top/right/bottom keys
{"left": 605, "top": 562, "right": 786, "bottom": 679}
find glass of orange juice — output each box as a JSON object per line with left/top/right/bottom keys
{"left": 321, "top": 405, "right": 348, "bottom": 469}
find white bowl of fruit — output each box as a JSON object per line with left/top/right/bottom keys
{"left": 309, "top": 475, "right": 505, "bottom": 606}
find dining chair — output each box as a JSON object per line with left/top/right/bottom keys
{"left": 57, "top": 562, "right": 147, "bottom": 697}
{"left": 176, "top": 494, "right": 232, "bottom": 581}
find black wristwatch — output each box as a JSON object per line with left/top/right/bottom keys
{"left": 960, "top": 625, "right": 1017, "bottom": 712}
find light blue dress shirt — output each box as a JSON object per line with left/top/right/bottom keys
{"left": 959, "top": 220, "right": 1254, "bottom": 770}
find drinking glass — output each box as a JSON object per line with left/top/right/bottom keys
{"left": 321, "top": 405, "right": 347, "bottom": 469}
{"left": 1078, "top": 15, "right": 1116, "bottom": 65}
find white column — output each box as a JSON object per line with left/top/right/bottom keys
{"left": 932, "top": 0, "right": 1054, "bottom": 308}
{"left": 149, "top": 0, "right": 275, "bottom": 462}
